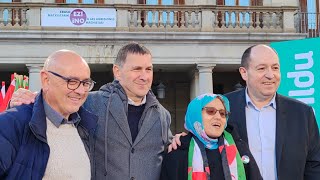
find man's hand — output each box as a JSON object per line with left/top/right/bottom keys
{"left": 9, "top": 88, "right": 38, "bottom": 108}
{"left": 167, "top": 132, "right": 187, "bottom": 153}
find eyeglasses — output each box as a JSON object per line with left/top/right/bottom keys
{"left": 48, "top": 71, "right": 95, "bottom": 92}
{"left": 202, "top": 107, "right": 230, "bottom": 118}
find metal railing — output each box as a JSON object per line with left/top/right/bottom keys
{"left": 295, "top": 12, "right": 320, "bottom": 37}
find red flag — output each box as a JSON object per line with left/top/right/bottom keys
{"left": 0, "top": 81, "right": 5, "bottom": 105}
{"left": 23, "top": 76, "right": 29, "bottom": 90}
{"left": 0, "top": 74, "right": 15, "bottom": 112}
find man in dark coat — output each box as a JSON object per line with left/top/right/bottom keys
{"left": 225, "top": 44, "right": 320, "bottom": 180}
{"left": 8, "top": 43, "right": 172, "bottom": 180}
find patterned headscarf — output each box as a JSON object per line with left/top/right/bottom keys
{"left": 184, "top": 93, "right": 230, "bottom": 150}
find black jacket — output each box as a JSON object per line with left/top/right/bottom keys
{"left": 160, "top": 125, "right": 262, "bottom": 180}
{"left": 225, "top": 89, "right": 320, "bottom": 180}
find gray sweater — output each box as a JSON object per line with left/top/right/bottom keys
{"left": 84, "top": 80, "right": 172, "bottom": 180}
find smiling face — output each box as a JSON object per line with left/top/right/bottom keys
{"left": 41, "top": 50, "right": 91, "bottom": 119}
{"left": 113, "top": 53, "right": 153, "bottom": 104}
{"left": 239, "top": 45, "right": 280, "bottom": 108}
{"left": 202, "top": 98, "right": 227, "bottom": 138}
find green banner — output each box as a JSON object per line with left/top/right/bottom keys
{"left": 271, "top": 38, "right": 320, "bottom": 129}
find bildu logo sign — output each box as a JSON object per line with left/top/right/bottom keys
{"left": 271, "top": 38, "right": 319, "bottom": 129}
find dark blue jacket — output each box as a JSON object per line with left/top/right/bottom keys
{"left": 0, "top": 93, "right": 97, "bottom": 180}
{"left": 225, "top": 89, "right": 320, "bottom": 180}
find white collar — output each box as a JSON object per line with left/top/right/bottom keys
{"left": 128, "top": 95, "right": 147, "bottom": 106}
{"left": 245, "top": 87, "right": 276, "bottom": 109}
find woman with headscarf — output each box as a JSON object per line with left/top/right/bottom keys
{"left": 161, "top": 93, "right": 262, "bottom": 180}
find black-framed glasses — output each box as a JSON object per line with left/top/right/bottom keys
{"left": 48, "top": 71, "right": 95, "bottom": 92}
{"left": 202, "top": 107, "right": 230, "bottom": 118}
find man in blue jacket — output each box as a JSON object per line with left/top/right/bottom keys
{"left": 8, "top": 43, "right": 172, "bottom": 180}
{"left": 0, "top": 50, "right": 97, "bottom": 179}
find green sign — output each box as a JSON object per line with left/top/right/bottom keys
{"left": 271, "top": 38, "right": 320, "bottom": 129}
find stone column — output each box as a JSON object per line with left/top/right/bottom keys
{"left": 190, "top": 70, "right": 199, "bottom": 100}
{"left": 282, "top": 7, "right": 296, "bottom": 32}
{"left": 27, "top": 64, "right": 43, "bottom": 92}
{"left": 201, "top": 9, "right": 214, "bottom": 32}
{"left": 197, "top": 64, "right": 215, "bottom": 95}
{"left": 116, "top": 9, "right": 129, "bottom": 31}
{"left": 114, "top": 0, "right": 130, "bottom": 31}
{"left": 22, "top": 0, "right": 42, "bottom": 28}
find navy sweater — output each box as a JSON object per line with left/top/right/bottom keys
{"left": 128, "top": 104, "right": 146, "bottom": 142}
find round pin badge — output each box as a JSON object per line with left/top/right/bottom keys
{"left": 241, "top": 155, "right": 250, "bottom": 164}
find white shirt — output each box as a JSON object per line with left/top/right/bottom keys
{"left": 245, "top": 89, "right": 277, "bottom": 180}
{"left": 128, "top": 95, "right": 146, "bottom": 106}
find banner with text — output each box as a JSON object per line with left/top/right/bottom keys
{"left": 271, "top": 38, "right": 320, "bottom": 129}
{"left": 41, "top": 8, "right": 116, "bottom": 27}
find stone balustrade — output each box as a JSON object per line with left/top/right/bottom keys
{"left": 210, "top": 6, "right": 283, "bottom": 32}
{"left": 0, "top": 3, "right": 28, "bottom": 28}
{"left": 126, "top": 5, "right": 201, "bottom": 31}
{"left": 0, "top": 3, "right": 299, "bottom": 33}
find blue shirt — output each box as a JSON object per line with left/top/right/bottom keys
{"left": 245, "top": 88, "right": 277, "bottom": 180}
{"left": 43, "top": 97, "right": 81, "bottom": 128}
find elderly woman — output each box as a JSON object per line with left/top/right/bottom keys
{"left": 161, "top": 93, "right": 262, "bottom": 180}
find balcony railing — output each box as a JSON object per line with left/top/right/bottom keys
{"left": 0, "top": 4, "right": 28, "bottom": 27}
{"left": 295, "top": 12, "right": 320, "bottom": 38}
{"left": 0, "top": 3, "right": 298, "bottom": 33}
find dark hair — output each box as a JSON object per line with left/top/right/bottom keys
{"left": 115, "top": 42, "right": 151, "bottom": 67}
{"left": 241, "top": 44, "right": 278, "bottom": 69}
{"left": 240, "top": 45, "right": 256, "bottom": 69}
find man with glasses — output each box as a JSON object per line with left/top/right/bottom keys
{"left": 0, "top": 49, "right": 97, "bottom": 179}
{"left": 169, "top": 44, "right": 320, "bottom": 180}
{"left": 47, "top": 71, "right": 95, "bottom": 91}
{"left": 8, "top": 42, "right": 173, "bottom": 180}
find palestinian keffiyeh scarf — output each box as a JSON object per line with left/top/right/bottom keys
{"left": 185, "top": 93, "right": 246, "bottom": 180}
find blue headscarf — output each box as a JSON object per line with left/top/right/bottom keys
{"left": 184, "top": 93, "right": 230, "bottom": 150}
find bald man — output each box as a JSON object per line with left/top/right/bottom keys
{"left": 0, "top": 50, "right": 97, "bottom": 179}
{"left": 225, "top": 44, "right": 320, "bottom": 180}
